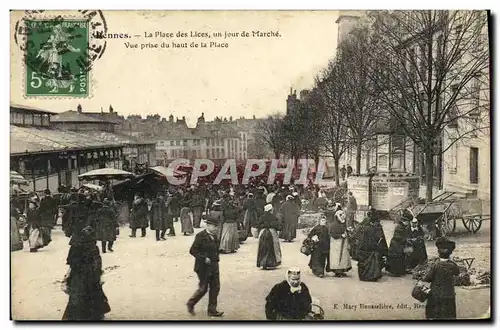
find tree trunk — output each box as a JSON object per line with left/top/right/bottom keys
{"left": 274, "top": 150, "right": 280, "bottom": 160}
{"left": 425, "top": 148, "right": 434, "bottom": 202}
{"left": 356, "top": 141, "right": 362, "bottom": 175}
{"left": 314, "top": 153, "right": 320, "bottom": 176}
{"left": 334, "top": 157, "right": 340, "bottom": 187}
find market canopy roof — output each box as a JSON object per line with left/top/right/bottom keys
{"left": 78, "top": 168, "right": 135, "bottom": 181}
{"left": 10, "top": 125, "right": 123, "bottom": 155}
{"left": 10, "top": 171, "right": 29, "bottom": 185}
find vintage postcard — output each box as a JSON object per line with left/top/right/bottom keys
{"left": 9, "top": 10, "right": 491, "bottom": 321}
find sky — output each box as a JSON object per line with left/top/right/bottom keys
{"left": 10, "top": 10, "right": 339, "bottom": 126}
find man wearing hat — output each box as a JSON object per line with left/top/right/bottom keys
{"left": 95, "top": 198, "right": 119, "bottom": 253}
{"left": 187, "top": 216, "right": 224, "bottom": 317}
{"left": 422, "top": 237, "right": 459, "bottom": 319}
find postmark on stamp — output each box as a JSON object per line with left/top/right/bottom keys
{"left": 14, "top": 10, "right": 108, "bottom": 98}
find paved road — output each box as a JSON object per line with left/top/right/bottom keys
{"left": 11, "top": 219, "right": 490, "bottom": 320}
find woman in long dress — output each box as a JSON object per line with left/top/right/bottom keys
{"left": 62, "top": 226, "right": 111, "bottom": 320}
{"left": 327, "top": 209, "right": 352, "bottom": 277}
{"left": 209, "top": 199, "right": 224, "bottom": 240}
{"left": 242, "top": 193, "right": 259, "bottom": 238}
{"left": 406, "top": 217, "right": 428, "bottom": 270}
{"left": 386, "top": 210, "right": 412, "bottom": 276}
{"left": 26, "top": 199, "right": 45, "bottom": 252}
{"left": 356, "top": 209, "right": 389, "bottom": 282}
{"left": 219, "top": 198, "right": 240, "bottom": 253}
{"left": 278, "top": 195, "right": 301, "bottom": 242}
{"left": 180, "top": 194, "right": 194, "bottom": 236}
{"left": 254, "top": 188, "right": 267, "bottom": 237}
{"left": 257, "top": 204, "right": 282, "bottom": 270}
{"left": 307, "top": 216, "right": 330, "bottom": 277}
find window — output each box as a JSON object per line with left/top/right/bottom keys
{"left": 470, "top": 147, "right": 479, "bottom": 184}
{"left": 207, "top": 149, "right": 210, "bottom": 158}
{"left": 170, "top": 141, "right": 174, "bottom": 146}
{"left": 33, "top": 115, "right": 42, "bottom": 126}
{"left": 391, "top": 135, "right": 405, "bottom": 172}
{"left": 176, "top": 140, "right": 180, "bottom": 146}
{"left": 183, "top": 140, "right": 187, "bottom": 146}
{"left": 448, "top": 143, "right": 458, "bottom": 174}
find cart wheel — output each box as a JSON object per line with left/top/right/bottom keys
{"left": 462, "top": 215, "right": 483, "bottom": 234}
{"left": 334, "top": 188, "right": 347, "bottom": 205}
{"left": 440, "top": 212, "right": 456, "bottom": 236}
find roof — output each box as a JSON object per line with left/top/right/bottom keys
{"left": 10, "top": 125, "right": 123, "bottom": 155}
{"left": 80, "top": 131, "right": 156, "bottom": 146}
{"left": 194, "top": 122, "right": 239, "bottom": 138}
{"left": 51, "top": 111, "right": 115, "bottom": 124}
{"left": 156, "top": 122, "right": 197, "bottom": 140}
{"left": 84, "top": 112, "right": 125, "bottom": 124}
{"left": 10, "top": 104, "right": 57, "bottom": 115}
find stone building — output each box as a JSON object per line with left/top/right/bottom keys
{"left": 332, "top": 10, "right": 490, "bottom": 200}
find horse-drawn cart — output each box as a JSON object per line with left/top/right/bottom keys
{"left": 391, "top": 191, "right": 489, "bottom": 238}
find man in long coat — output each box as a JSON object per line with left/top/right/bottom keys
{"left": 95, "top": 198, "right": 118, "bottom": 253}
{"left": 129, "top": 193, "right": 148, "bottom": 237}
{"left": 151, "top": 192, "right": 168, "bottom": 241}
{"left": 278, "top": 195, "right": 301, "bottom": 242}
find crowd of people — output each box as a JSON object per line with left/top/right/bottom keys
{"left": 11, "top": 178, "right": 461, "bottom": 320}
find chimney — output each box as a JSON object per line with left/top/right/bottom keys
{"left": 109, "top": 105, "right": 114, "bottom": 113}
{"left": 77, "top": 104, "right": 82, "bottom": 113}
{"left": 182, "top": 116, "right": 186, "bottom": 121}
{"left": 294, "top": 89, "right": 297, "bottom": 96}
{"left": 290, "top": 87, "right": 292, "bottom": 95}
{"left": 101, "top": 107, "right": 103, "bottom": 113}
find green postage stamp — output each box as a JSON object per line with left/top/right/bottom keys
{"left": 24, "top": 19, "right": 89, "bottom": 97}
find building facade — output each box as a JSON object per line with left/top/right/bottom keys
{"left": 332, "top": 10, "right": 490, "bottom": 200}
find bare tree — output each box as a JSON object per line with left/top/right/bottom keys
{"left": 299, "top": 88, "right": 326, "bottom": 173}
{"left": 317, "top": 59, "right": 352, "bottom": 186}
{"left": 255, "top": 113, "right": 286, "bottom": 159}
{"left": 336, "top": 27, "right": 382, "bottom": 174}
{"left": 367, "top": 10, "right": 490, "bottom": 200}
{"left": 247, "top": 135, "right": 269, "bottom": 159}
{"left": 281, "top": 109, "right": 303, "bottom": 167}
